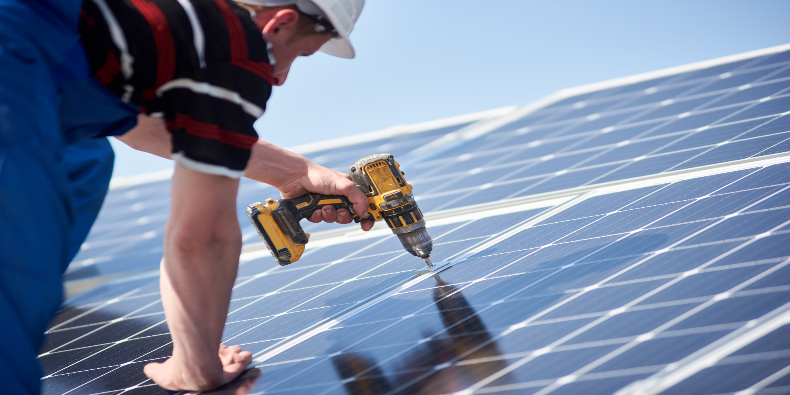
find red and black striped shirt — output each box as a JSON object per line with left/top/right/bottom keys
{"left": 80, "top": 0, "right": 273, "bottom": 177}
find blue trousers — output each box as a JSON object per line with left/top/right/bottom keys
{"left": 0, "top": 1, "right": 136, "bottom": 393}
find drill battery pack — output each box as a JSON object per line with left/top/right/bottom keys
{"left": 246, "top": 200, "right": 308, "bottom": 266}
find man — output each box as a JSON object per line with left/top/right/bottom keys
{"left": 0, "top": 0, "right": 367, "bottom": 392}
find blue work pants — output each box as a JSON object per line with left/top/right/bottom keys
{"left": 0, "top": 0, "right": 134, "bottom": 393}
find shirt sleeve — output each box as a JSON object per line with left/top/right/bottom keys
{"left": 154, "top": 61, "right": 272, "bottom": 178}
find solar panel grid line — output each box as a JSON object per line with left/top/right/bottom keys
{"left": 734, "top": 362, "right": 790, "bottom": 395}
{"left": 502, "top": 60, "right": 756, "bottom": 131}
{"left": 515, "top": 318, "right": 749, "bottom": 359}
{"left": 413, "top": 151, "right": 789, "bottom": 220}
{"left": 528, "top": 259, "right": 790, "bottom": 395}
{"left": 47, "top": 311, "right": 166, "bottom": 338}
{"left": 442, "top": 170, "right": 789, "bottom": 393}
{"left": 45, "top": 343, "right": 167, "bottom": 378}
{"left": 69, "top": 289, "right": 162, "bottom": 313}
{"left": 662, "top": 63, "right": 790, "bottom": 107}
{"left": 615, "top": 295, "right": 790, "bottom": 395}
{"left": 229, "top": 253, "right": 300, "bottom": 290}
{"left": 44, "top": 286, "right": 153, "bottom": 334}
{"left": 238, "top": 263, "right": 451, "bottom": 356}
{"left": 40, "top": 297, "right": 165, "bottom": 370}
{"left": 287, "top": 105, "right": 518, "bottom": 157}
{"left": 399, "top": 106, "right": 529, "bottom": 166}
{"left": 252, "top": 263, "right": 460, "bottom": 364}
{"left": 411, "top": 121, "right": 790, "bottom": 210}
{"left": 426, "top": 72, "right": 789, "bottom": 170}
{"left": 652, "top": 115, "right": 784, "bottom": 158}
{"left": 498, "top": 96, "right": 781, "bottom": 159}
{"left": 241, "top": 193, "right": 571, "bottom": 255}
{"left": 471, "top": 339, "right": 790, "bottom": 395}
{"left": 60, "top": 341, "right": 172, "bottom": 395}
{"left": 407, "top": 108, "right": 769, "bottom": 180}
{"left": 498, "top": 71, "right": 760, "bottom": 134}
{"left": 450, "top": 321, "right": 751, "bottom": 391}
{"left": 470, "top": 223, "right": 790, "bottom": 392}
{"left": 546, "top": 44, "right": 790, "bottom": 104}
{"left": 584, "top": 255, "right": 790, "bottom": 292}
{"left": 436, "top": 192, "right": 595, "bottom": 266}
{"left": 713, "top": 348, "right": 790, "bottom": 367}
{"left": 627, "top": 63, "right": 790, "bottom": 110}
{"left": 254, "top": 281, "right": 494, "bottom": 393}
{"left": 406, "top": 50, "right": 789, "bottom": 170}
{"left": 509, "top": 97, "right": 786, "bottom": 189}
{"left": 666, "top": 131, "right": 790, "bottom": 174}
{"left": 223, "top": 254, "right": 416, "bottom": 345}
{"left": 559, "top": 111, "right": 780, "bottom": 173}
{"left": 733, "top": 386, "right": 790, "bottom": 395}
{"left": 471, "top": 366, "right": 666, "bottom": 395}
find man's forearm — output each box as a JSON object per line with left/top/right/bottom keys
{"left": 244, "top": 139, "right": 312, "bottom": 187}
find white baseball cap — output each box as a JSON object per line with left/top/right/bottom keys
{"left": 236, "top": 0, "right": 364, "bottom": 58}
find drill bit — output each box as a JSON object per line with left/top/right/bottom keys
{"left": 424, "top": 257, "right": 433, "bottom": 268}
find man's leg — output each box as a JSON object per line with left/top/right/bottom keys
{"left": 63, "top": 138, "right": 115, "bottom": 264}
{"left": 0, "top": 31, "right": 72, "bottom": 395}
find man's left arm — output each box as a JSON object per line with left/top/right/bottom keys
{"left": 143, "top": 163, "right": 251, "bottom": 391}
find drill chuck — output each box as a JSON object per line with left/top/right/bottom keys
{"left": 395, "top": 225, "right": 433, "bottom": 259}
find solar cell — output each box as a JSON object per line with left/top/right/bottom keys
{"left": 43, "top": 46, "right": 790, "bottom": 394}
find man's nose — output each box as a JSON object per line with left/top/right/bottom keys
{"left": 272, "top": 67, "right": 290, "bottom": 86}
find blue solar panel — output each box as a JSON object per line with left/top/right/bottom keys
{"left": 43, "top": 48, "right": 790, "bottom": 394}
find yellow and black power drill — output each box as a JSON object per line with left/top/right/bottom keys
{"left": 246, "top": 154, "right": 434, "bottom": 268}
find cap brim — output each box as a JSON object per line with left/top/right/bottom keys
{"left": 311, "top": 0, "right": 356, "bottom": 59}
{"left": 320, "top": 37, "right": 355, "bottom": 58}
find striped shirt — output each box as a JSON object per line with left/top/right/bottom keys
{"left": 80, "top": 0, "right": 273, "bottom": 178}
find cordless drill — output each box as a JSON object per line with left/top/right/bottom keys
{"left": 246, "top": 154, "right": 434, "bottom": 268}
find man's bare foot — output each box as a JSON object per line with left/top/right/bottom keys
{"left": 144, "top": 344, "right": 253, "bottom": 391}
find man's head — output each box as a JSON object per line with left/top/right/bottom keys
{"left": 235, "top": 0, "right": 364, "bottom": 85}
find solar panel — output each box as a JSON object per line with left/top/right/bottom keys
{"left": 44, "top": 45, "right": 790, "bottom": 394}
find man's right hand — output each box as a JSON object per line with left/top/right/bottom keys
{"left": 276, "top": 162, "right": 375, "bottom": 231}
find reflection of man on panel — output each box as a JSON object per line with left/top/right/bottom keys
{"left": 332, "top": 275, "right": 510, "bottom": 394}
{"left": 0, "top": 0, "right": 369, "bottom": 392}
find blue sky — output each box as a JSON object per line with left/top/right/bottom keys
{"left": 110, "top": 0, "right": 790, "bottom": 177}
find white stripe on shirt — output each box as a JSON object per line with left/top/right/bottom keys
{"left": 172, "top": 152, "right": 245, "bottom": 178}
{"left": 90, "top": 0, "right": 134, "bottom": 79}
{"left": 157, "top": 78, "right": 264, "bottom": 118}
{"left": 175, "top": 0, "right": 207, "bottom": 69}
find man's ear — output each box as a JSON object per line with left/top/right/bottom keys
{"left": 261, "top": 9, "right": 300, "bottom": 41}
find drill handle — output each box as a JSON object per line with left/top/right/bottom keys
{"left": 285, "top": 193, "right": 365, "bottom": 223}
